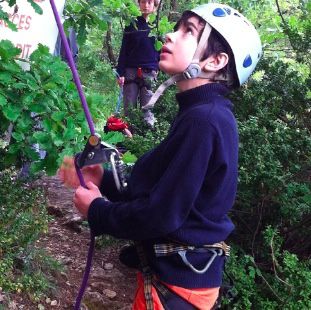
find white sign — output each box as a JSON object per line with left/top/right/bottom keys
{"left": 0, "top": 0, "right": 65, "bottom": 59}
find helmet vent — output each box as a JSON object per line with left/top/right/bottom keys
{"left": 243, "top": 55, "right": 253, "bottom": 68}
{"left": 224, "top": 8, "right": 231, "bottom": 15}
{"left": 213, "top": 8, "right": 227, "bottom": 17}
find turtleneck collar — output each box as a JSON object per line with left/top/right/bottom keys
{"left": 176, "top": 83, "right": 230, "bottom": 113}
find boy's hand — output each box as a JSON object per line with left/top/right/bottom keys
{"left": 117, "top": 76, "right": 125, "bottom": 86}
{"left": 58, "top": 156, "right": 103, "bottom": 188}
{"left": 73, "top": 181, "right": 102, "bottom": 218}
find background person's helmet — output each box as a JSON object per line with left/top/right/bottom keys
{"left": 190, "top": 3, "right": 262, "bottom": 86}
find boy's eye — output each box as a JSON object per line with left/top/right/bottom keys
{"left": 186, "top": 27, "right": 193, "bottom": 34}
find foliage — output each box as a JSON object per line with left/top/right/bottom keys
{"left": 225, "top": 228, "right": 311, "bottom": 309}
{"left": 77, "top": 28, "right": 119, "bottom": 92}
{"left": 0, "top": 0, "right": 42, "bottom": 31}
{"left": 0, "top": 170, "right": 61, "bottom": 298}
{"left": 0, "top": 0, "right": 310, "bottom": 307}
{"left": 0, "top": 40, "right": 123, "bottom": 175}
{"left": 122, "top": 108, "right": 171, "bottom": 158}
{"left": 63, "top": 0, "right": 111, "bottom": 45}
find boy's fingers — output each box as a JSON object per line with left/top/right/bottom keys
{"left": 86, "top": 181, "right": 97, "bottom": 190}
{"left": 62, "top": 156, "right": 74, "bottom": 168}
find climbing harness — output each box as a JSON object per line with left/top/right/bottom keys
{"left": 154, "top": 241, "right": 230, "bottom": 274}
{"left": 49, "top": 1, "right": 128, "bottom": 309}
{"left": 134, "top": 241, "right": 230, "bottom": 310}
{"left": 124, "top": 67, "right": 153, "bottom": 90}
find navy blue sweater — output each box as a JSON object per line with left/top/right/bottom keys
{"left": 88, "top": 83, "right": 238, "bottom": 288}
{"left": 116, "top": 16, "right": 160, "bottom": 76}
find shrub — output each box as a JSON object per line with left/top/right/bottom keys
{"left": 0, "top": 170, "right": 61, "bottom": 299}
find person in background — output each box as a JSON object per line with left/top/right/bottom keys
{"left": 54, "top": 27, "right": 79, "bottom": 64}
{"left": 116, "top": 0, "right": 160, "bottom": 128}
{"left": 58, "top": 3, "right": 262, "bottom": 309}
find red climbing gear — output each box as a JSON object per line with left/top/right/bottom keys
{"left": 106, "top": 115, "right": 129, "bottom": 131}
{"left": 105, "top": 115, "right": 133, "bottom": 138}
{"left": 137, "top": 67, "right": 143, "bottom": 78}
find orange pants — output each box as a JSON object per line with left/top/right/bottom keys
{"left": 132, "top": 273, "right": 219, "bottom": 310}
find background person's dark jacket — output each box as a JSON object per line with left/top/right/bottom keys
{"left": 116, "top": 16, "right": 160, "bottom": 76}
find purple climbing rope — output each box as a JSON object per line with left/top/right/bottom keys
{"left": 49, "top": 1, "right": 96, "bottom": 309}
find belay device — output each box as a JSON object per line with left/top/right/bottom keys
{"left": 49, "top": 1, "right": 127, "bottom": 308}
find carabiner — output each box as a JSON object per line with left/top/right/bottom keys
{"left": 178, "top": 248, "right": 223, "bottom": 274}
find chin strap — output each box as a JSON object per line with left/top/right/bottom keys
{"left": 143, "top": 23, "right": 227, "bottom": 110}
{"left": 142, "top": 74, "right": 183, "bottom": 110}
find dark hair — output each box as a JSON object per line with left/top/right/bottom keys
{"left": 175, "top": 11, "right": 238, "bottom": 88}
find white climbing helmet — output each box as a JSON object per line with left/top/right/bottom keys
{"left": 143, "top": 3, "right": 262, "bottom": 110}
{"left": 190, "top": 3, "right": 262, "bottom": 86}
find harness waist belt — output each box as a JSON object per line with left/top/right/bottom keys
{"left": 154, "top": 241, "right": 230, "bottom": 257}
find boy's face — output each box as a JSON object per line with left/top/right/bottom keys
{"left": 139, "top": 0, "right": 156, "bottom": 17}
{"left": 159, "top": 16, "right": 205, "bottom": 75}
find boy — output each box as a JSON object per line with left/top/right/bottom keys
{"left": 116, "top": 0, "right": 160, "bottom": 127}
{"left": 59, "top": 3, "right": 262, "bottom": 309}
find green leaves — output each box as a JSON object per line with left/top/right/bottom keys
{"left": 0, "top": 9, "right": 17, "bottom": 31}
{"left": 0, "top": 170, "right": 50, "bottom": 293}
{"left": 2, "top": 105, "right": 21, "bottom": 121}
{"left": 0, "top": 38, "right": 125, "bottom": 175}
{"left": 51, "top": 111, "right": 66, "bottom": 122}
{"left": 27, "top": 0, "right": 43, "bottom": 15}
{"left": 0, "top": 94, "right": 7, "bottom": 107}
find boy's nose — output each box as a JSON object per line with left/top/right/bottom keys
{"left": 165, "top": 32, "right": 174, "bottom": 43}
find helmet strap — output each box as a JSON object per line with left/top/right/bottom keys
{"left": 142, "top": 74, "right": 184, "bottom": 110}
{"left": 183, "top": 23, "right": 212, "bottom": 79}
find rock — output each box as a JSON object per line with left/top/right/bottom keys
{"left": 60, "top": 271, "right": 69, "bottom": 280}
{"left": 85, "top": 291, "right": 103, "bottom": 303}
{"left": 103, "top": 289, "right": 117, "bottom": 299}
{"left": 45, "top": 298, "right": 51, "bottom": 304}
{"left": 50, "top": 300, "right": 58, "bottom": 306}
{"left": 47, "top": 205, "right": 63, "bottom": 217}
{"left": 8, "top": 301, "right": 18, "bottom": 309}
{"left": 90, "top": 282, "right": 105, "bottom": 290}
{"left": 62, "top": 216, "right": 83, "bottom": 232}
{"left": 103, "top": 263, "right": 114, "bottom": 270}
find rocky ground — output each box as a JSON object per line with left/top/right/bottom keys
{"left": 4, "top": 176, "right": 136, "bottom": 310}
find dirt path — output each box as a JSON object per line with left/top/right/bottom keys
{"left": 10, "top": 176, "right": 136, "bottom": 310}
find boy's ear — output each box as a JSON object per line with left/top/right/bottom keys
{"left": 202, "top": 53, "right": 229, "bottom": 72}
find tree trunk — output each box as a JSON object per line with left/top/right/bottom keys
{"left": 103, "top": 22, "right": 116, "bottom": 65}
{"left": 168, "top": 0, "right": 179, "bottom": 21}
{"left": 170, "top": 0, "right": 177, "bottom": 11}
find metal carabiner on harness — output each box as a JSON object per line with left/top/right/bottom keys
{"left": 178, "top": 248, "right": 224, "bottom": 274}
{"left": 75, "top": 134, "right": 127, "bottom": 192}
{"left": 154, "top": 241, "right": 230, "bottom": 275}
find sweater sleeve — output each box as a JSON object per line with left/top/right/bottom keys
{"left": 88, "top": 118, "right": 216, "bottom": 239}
